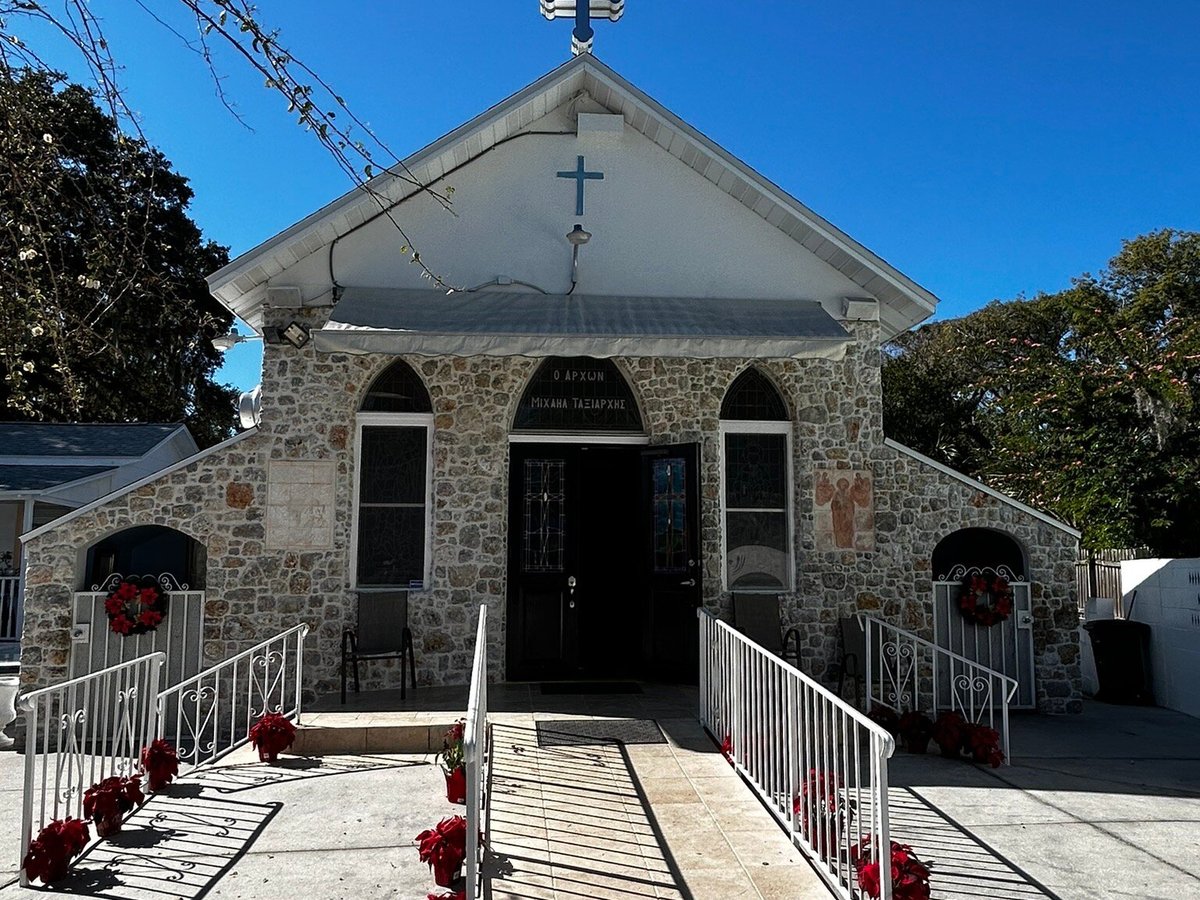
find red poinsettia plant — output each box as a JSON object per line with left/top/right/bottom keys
{"left": 793, "top": 769, "right": 856, "bottom": 834}
{"left": 438, "top": 721, "right": 466, "bottom": 774}
{"left": 867, "top": 705, "right": 901, "bottom": 738}
{"left": 932, "top": 711, "right": 968, "bottom": 757}
{"left": 851, "top": 836, "right": 932, "bottom": 900}
{"left": 958, "top": 573, "right": 1014, "bottom": 627}
{"left": 23, "top": 818, "right": 90, "bottom": 885}
{"left": 719, "top": 733, "right": 734, "bottom": 766}
{"left": 141, "top": 739, "right": 180, "bottom": 792}
{"left": 103, "top": 576, "right": 168, "bottom": 637}
{"left": 248, "top": 712, "right": 297, "bottom": 762}
{"left": 83, "top": 775, "right": 144, "bottom": 837}
{"left": 416, "top": 815, "right": 467, "bottom": 887}
{"left": 965, "top": 724, "right": 1005, "bottom": 768}
{"left": 897, "top": 711, "right": 934, "bottom": 754}
{"left": 439, "top": 720, "right": 467, "bottom": 803}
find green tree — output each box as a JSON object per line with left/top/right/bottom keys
{"left": 0, "top": 68, "right": 237, "bottom": 446}
{"left": 884, "top": 230, "right": 1200, "bottom": 555}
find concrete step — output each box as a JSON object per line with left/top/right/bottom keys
{"left": 291, "top": 712, "right": 457, "bottom": 755}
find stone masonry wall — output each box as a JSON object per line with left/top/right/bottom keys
{"left": 19, "top": 308, "right": 1081, "bottom": 712}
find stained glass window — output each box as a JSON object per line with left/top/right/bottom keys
{"left": 720, "top": 368, "right": 788, "bottom": 421}
{"left": 523, "top": 459, "right": 567, "bottom": 573}
{"left": 652, "top": 458, "right": 689, "bottom": 573}
{"left": 356, "top": 425, "right": 429, "bottom": 586}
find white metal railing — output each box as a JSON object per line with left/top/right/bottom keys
{"left": 860, "top": 614, "right": 1018, "bottom": 761}
{"left": 18, "top": 652, "right": 165, "bottom": 886}
{"left": 699, "top": 610, "right": 896, "bottom": 900}
{"left": 155, "top": 624, "right": 309, "bottom": 773}
{"left": 464, "top": 605, "right": 488, "bottom": 900}
{"left": 1, "top": 575, "right": 20, "bottom": 642}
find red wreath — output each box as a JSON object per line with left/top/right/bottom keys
{"left": 103, "top": 577, "right": 169, "bottom": 637}
{"left": 957, "top": 574, "right": 1013, "bottom": 627}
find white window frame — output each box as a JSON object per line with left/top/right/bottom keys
{"left": 350, "top": 411, "right": 435, "bottom": 590}
{"left": 719, "top": 419, "right": 795, "bottom": 593}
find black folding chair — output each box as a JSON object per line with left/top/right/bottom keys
{"left": 836, "top": 615, "right": 866, "bottom": 708}
{"left": 732, "top": 593, "right": 801, "bottom": 669}
{"left": 341, "top": 590, "right": 416, "bottom": 703}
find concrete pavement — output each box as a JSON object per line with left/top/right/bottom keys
{"left": 890, "top": 701, "right": 1200, "bottom": 900}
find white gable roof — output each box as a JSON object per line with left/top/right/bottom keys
{"left": 208, "top": 55, "right": 938, "bottom": 340}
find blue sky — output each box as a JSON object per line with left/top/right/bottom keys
{"left": 23, "top": 2, "right": 1200, "bottom": 391}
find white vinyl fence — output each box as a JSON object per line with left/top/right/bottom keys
{"left": 699, "top": 610, "right": 896, "bottom": 900}
{"left": 464, "top": 605, "right": 489, "bottom": 900}
{"left": 861, "top": 614, "right": 1018, "bottom": 761}
{"left": 156, "top": 624, "right": 309, "bottom": 773}
{"left": 18, "top": 653, "right": 164, "bottom": 886}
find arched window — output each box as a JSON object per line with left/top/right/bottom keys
{"left": 354, "top": 360, "right": 434, "bottom": 588}
{"left": 720, "top": 369, "right": 792, "bottom": 591}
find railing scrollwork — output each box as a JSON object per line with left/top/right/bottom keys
{"left": 860, "top": 614, "right": 1017, "bottom": 762}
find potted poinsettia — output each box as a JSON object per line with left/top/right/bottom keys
{"left": 792, "top": 768, "right": 855, "bottom": 835}
{"left": 965, "top": 724, "right": 1005, "bottom": 767}
{"left": 898, "top": 711, "right": 934, "bottom": 755}
{"left": 22, "top": 818, "right": 90, "bottom": 885}
{"left": 932, "top": 711, "right": 968, "bottom": 758}
{"left": 83, "top": 775, "right": 144, "bottom": 837}
{"left": 719, "top": 733, "right": 733, "bottom": 766}
{"left": 141, "top": 739, "right": 180, "bottom": 792}
{"left": 248, "top": 711, "right": 296, "bottom": 763}
{"left": 867, "top": 705, "right": 901, "bottom": 738}
{"left": 416, "top": 815, "right": 467, "bottom": 887}
{"left": 851, "top": 835, "right": 933, "bottom": 900}
{"left": 438, "top": 721, "right": 467, "bottom": 804}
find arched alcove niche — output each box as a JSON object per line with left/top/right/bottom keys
{"left": 83, "top": 525, "right": 206, "bottom": 590}
{"left": 932, "top": 528, "right": 1027, "bottom": 582}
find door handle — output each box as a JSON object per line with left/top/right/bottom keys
{"left": 679, "top": 579, "right": 696, "bottom": 587}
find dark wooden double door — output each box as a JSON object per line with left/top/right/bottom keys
{"left": 507, "top": 442, "right": 701, "bottom": 682}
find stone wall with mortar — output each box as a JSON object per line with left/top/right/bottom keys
{"left": 18, "top": 308, "right": 1080, "bottom": 712}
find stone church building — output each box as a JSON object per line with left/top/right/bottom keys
{"left": 17, "top": 55, "right": 1083, "bottom": 712}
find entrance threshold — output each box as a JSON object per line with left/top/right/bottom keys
{"left": 539, "top": 681, "right": 642, "bottom": 695}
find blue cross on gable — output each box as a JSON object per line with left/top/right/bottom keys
{"left": 556, "top": 155, "right": 604, "bottom": 215}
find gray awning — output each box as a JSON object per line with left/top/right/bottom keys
{"left": 314, "top": 288, "right": 852, "bottom": 359}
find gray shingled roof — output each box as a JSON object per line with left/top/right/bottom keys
{"left": 0, "top": 464, "right": 115, "bottom": 491}
{"left": 0, "top": 423, "right": 180, "bottom": 457}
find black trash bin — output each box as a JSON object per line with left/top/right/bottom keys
{"left": 1084, "top": 619, "right": 1154, "bottom": 705}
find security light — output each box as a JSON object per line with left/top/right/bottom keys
{"left": 566, "top": 224, "right": 593, "bottom": 293}
{"left": 211, "top": 332, "right": 262, "bottom": 352}
{"left": 280, "top": 321, "right": 311, "bottom": 349}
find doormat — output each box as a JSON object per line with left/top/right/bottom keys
{"left": 536, "top": 718, "right": 666, "bottom": 747}
{"left": 539, "top": 681, "right": 642, "bottom": 695}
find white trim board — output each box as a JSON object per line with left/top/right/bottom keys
{"left": 884, "top": 438, "right": 1081, "bottom": 539}
{"left": 719, "top": 419, "right": 795, "bottom": 592}
{"left": 349, "top": 413, "right": 435, "bottom": 590}
{"left": 19, "top": 429, "right": 260, "bottom": 544}
{"left": 508, "top": 432, "right": 650, "bottom": 445}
